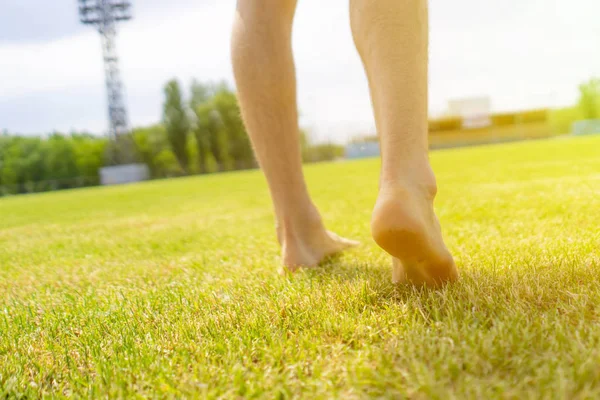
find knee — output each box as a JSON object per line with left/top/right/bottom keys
{"left": 235, "top": 0, "right": 297, "bottom": 26}
{"left": 232, "top": 0, "right": 296, "bottom": 60}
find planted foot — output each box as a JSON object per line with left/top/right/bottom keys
{"left": 371, "top": 182, "right": 458, "bottom": 287}
{"left": 278, "top": 209, "right": 359, "bottom": 272}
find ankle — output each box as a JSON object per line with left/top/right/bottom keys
{"left": 380, "top": 163, "right": 438, "bottom": 199}
{"left": 275, "top": 203, "right": 323, "bottom": 243}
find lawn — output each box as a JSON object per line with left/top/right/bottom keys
{"left": 1, "top": 135, "right": 599, "bottom": 398}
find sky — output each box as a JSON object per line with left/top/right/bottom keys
{"left": 1, "top": 0, "right": 599, "bottom": 143}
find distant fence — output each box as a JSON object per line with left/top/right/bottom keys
{"left": 0, "top": 176, "right": 99, "bottom": 197}
{"left": 428, "top": 108, "right": 555, "bottom": 148}
{"left": 99, "top": 164, "right": 150, "bottom": 185}
{"left": 345, "top": 108, "right": 563, "bottom": 158}
{"left": 346, "top": 141, "right": 381, "bottom": 159}
{"left": 572, "top": 120, "right": 600, "bottom": 136}
{"left": 0, "top": 163, "right": 154, "bottom": 198}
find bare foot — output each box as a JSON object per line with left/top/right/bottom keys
{"left": 277, "top": 209, "right": 359, "bottom": 272}
{"left": 371, "top": 182, "right": 458, "bottom": 287}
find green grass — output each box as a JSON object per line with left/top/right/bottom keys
{"left": 1, "top": 135, "right": 599, "bottom": 398}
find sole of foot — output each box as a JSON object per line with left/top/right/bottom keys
{"left": 371, "top": 184, "right": 458, "bottom": 287}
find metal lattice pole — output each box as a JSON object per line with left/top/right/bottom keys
{"left": 100, "top": 22, "right": 129, "bottom": 141}
{"left": 79, "top": 0, "right": 134, "bottom": 164}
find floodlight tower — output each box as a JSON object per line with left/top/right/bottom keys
{"left": 78, "top": 0, "right": 134, "bottom": 164}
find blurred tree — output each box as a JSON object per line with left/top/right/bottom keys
{"left": 300, "top": 130, "right": 310, "bottom": 162}
{"left": 163, "top": 79, "right": 191, "bottom": 173}
{"left": 20, "top": 137, "right": 46, "bottom": 190}
{"left": 190, "top": 80, "right": 218, "bottom": 173}
{"left": 578, "top": 78, "right": 600, "bottom": 119}
{"left": 0, "top": 135, "right": 6, "bottom": 188}
{"left": 154, "top": 149, "right": 183, "bottom": 177}
{"left": 300, "top": 130, "right": 344, "bottom": 163}
{"left": 549, "top": 106, "right": 582, "bottom": 135}
{"left": 103, "top": 133, "right": 139, "bottom": 166}
{"left": 0, "top": 137, "right": 25, "bottom": 193}
{"left": 72, "top": 133, "right": 107, "bottom": 185}
{"left": 190, "top": 79, "right": 215, "bottom": 110}
{"left": 0, "top": 78, "right": 344, "bottom": 198}
{"left": 186, "top": 134, "right": 200, "bottom": 175}
{"left": 44, "top": 134, "right": 78, "bottom": 189}
{"left": 132, "top": 124, "right": 182, "bottom": 178}
{"left": 193, "top": 102, "right": 222, "bottom": 173}
{"left": 549, "top": 78, "right": 600, "bottom": 135}
{"left": 212, "top": 88, "right": 253, "bottom": 170}
{"left": 189, "top": 81, "right": 239, "bottom": 172}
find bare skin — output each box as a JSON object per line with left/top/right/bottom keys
{"left": 231, "top": 0, "right": 358, "bottom": 272}
{"left": 231, "top": 0, "right": 458, "bottom": 285}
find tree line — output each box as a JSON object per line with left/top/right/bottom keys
{"left": 0, "top": 79, "right": 343, "bottom": 196}
{"left": 9, "top": 77, "right": 593, "bottom": 196}
{"left": 548, "top": 78, "right": 600, "bottom": 134}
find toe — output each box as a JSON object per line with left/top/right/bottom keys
{"left": 327, "top": 231, "right": 360, "bottom": 248}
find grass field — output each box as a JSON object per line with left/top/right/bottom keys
{"left": 1, "top": 135, "right": 599, "bottom": 398}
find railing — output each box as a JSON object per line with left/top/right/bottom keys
{"left": 0, "top": 176, "right": 99, "bottom": 197}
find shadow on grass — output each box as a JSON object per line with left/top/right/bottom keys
{"left": 300, "top": 254, "right": 600, "bottom": 324}
{"left": 302, "top": 256, "right": 453, "bottom": 306}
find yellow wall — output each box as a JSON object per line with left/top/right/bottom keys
{"left": 428, "top": 109, "right": 561, "bottom": 148}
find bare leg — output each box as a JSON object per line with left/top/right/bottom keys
{"left": 350, "top": 0, "right": 458, "bottom": 286}
{"left": 231, "top": 0, "right": 358, "bottom": 272}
